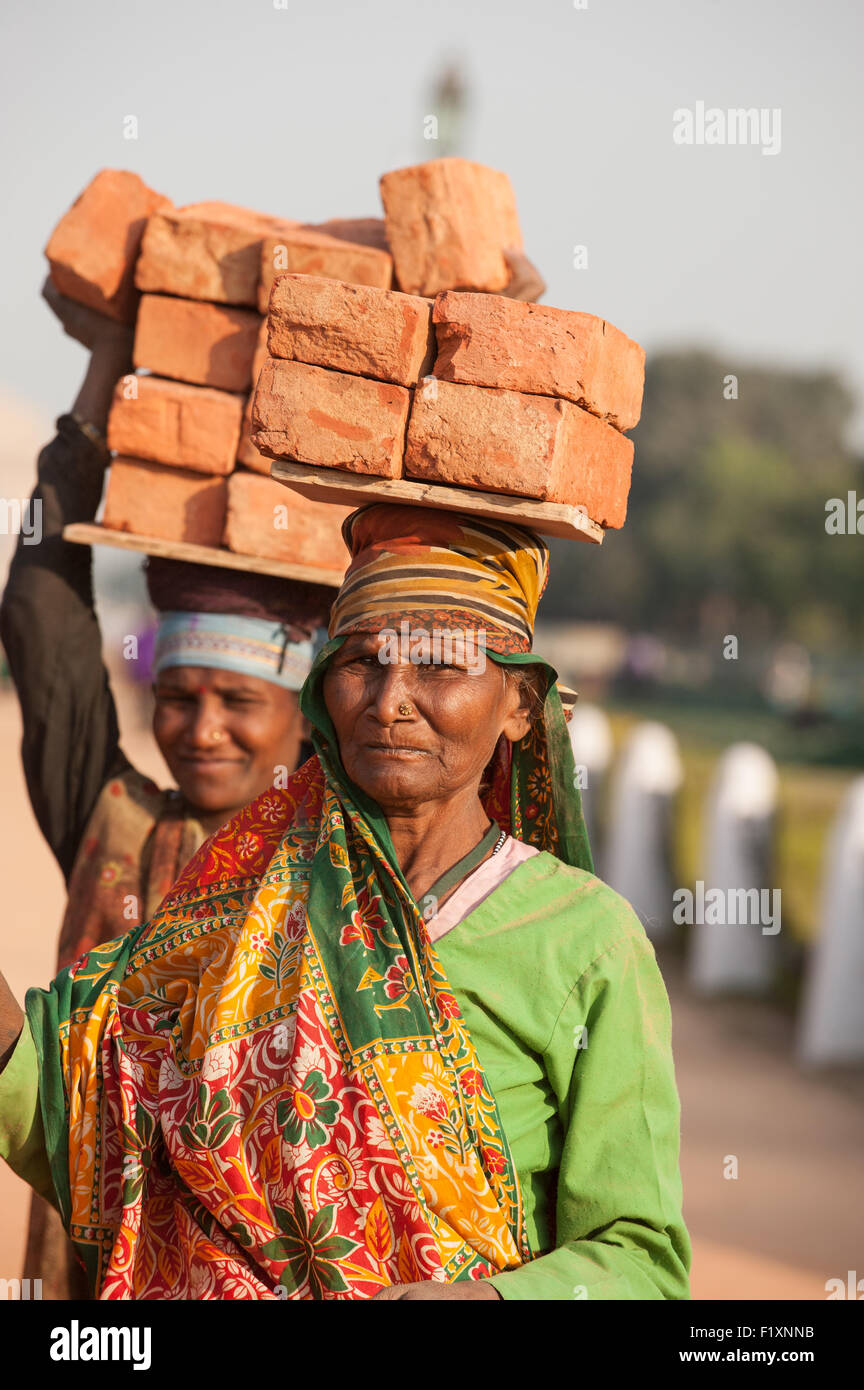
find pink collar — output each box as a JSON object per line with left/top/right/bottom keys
{"left": 423, "top": 836, "right": 539, "bottom": 943}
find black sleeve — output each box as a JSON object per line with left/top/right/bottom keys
{"left": 0, "top": 414, "right": 131, "bottom": 882}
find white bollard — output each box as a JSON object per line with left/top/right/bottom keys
{"left": 568, "top": 703, "right": 613, "bottom": 874}
{"left": 688, "top": 743, "right": 780, "bottom": 994}
{"left": 798, "top": 777, "right": 864, "bottom": 1065}
{"left": 605, "top": 722, "right": 683, "bottom": 942}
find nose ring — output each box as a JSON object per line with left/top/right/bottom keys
{"left": 398, "top": 702, "right": 413, "bottom": 717}
{"left": 210, "top": 729, "right": 225, "bottom": 743}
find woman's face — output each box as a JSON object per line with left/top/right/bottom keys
{"left": 322, "top": 630, "right": 532, "bottom": 814}
{"left": 152, "top": 665, "right": 305, "bottom": 821}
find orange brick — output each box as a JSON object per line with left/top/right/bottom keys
{"left": 45, "top": 169, "right": 171, "bottom": 321}
{"left": 224, "top": 469, "right": 351, "bottom": 572}
{"left": 258, "top": 229, "right": 393, "bottom": 312}
{"left": 433, "top": 293, "right": 645, "bottom": 432}
{"left": 102, "top": 458, "right": 227, "bottom": 546}
{"left": 107, "top": 376, "right": 244, "bottom": 474}
{"left": 133, "top": 295, "right": 261, "bottom": 391}
{"left": 237, "top": 320, "right": 272, "bottom": 473}
{"left": 135, "top": 203, "right": 294, "bottom": 306}
{"left": 311, "top": 218, "right": 390, "bottom": 253}
{"left": 267, "top": 275, "right": 435, "bottom": 387}
{"left": 251, "top": 359, "right": 410, "bottom": 478}
{"left": 404, "top": 378, "right": 633, "bottom": 527}
{"left": 379, "top": 158, "right": 522, "bottom": 296}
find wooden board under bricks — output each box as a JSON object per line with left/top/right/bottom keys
{"left": 63, "top": 522, "right": 344, "bottom": 587}
{"left": 269, "top": 459, "right": 604, "bottom": 544}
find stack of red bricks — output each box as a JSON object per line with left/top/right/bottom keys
{"left": 46, "top": 158, "right": 643, "bottom": 563}
{"left": 248, "top": 158, "right": 644, "bottom": 530}
{"left": 45, "top": 170, "right": 404, "bottom": 574}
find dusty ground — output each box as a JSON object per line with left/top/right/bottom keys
{"left": 0, "top": 683, "right": 860, "bottom": 1301}
{"left": 668, "top": 952, "right": 864, "bottom": 1299}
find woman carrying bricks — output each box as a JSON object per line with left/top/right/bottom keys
{"left": 0, "top": 503, "right": 690, "bottom": 1299}
{"left": 0, "top": 284, "right": 334, "bottom": 1296}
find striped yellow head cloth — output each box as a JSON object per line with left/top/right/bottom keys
{"left": 329, "top": 504, "right": 549, "bottom": 654}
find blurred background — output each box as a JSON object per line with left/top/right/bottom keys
{"left": 1, "top": 0, "right": 862, "bottom": 1300}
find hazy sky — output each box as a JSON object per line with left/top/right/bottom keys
{"left": 1, "top": 0, "right": 862, "bottom": 443}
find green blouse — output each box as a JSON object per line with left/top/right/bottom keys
{"left": 0, "top": 852, "right": 690, "bottom": 1300}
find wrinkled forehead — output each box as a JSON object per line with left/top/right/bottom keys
{"left": 338, "top": 625, "right": 491, "bottom": 662}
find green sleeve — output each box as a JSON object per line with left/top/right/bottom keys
{"left": 0, "top": 1021, "right": 57, "bottom": 1208}
{"left": 488, "top": 931, "right": 691, "bottom": 1301}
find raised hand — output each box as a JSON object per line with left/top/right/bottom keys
{"left": 42, "top": 276, "right": 135, "bottom": 359}
{"left": 499, "top": 248, "right": 547, "bottom": 303}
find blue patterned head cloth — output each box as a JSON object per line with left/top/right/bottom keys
{"left": 153, "top": 612, "right": 322, "bottom": 692}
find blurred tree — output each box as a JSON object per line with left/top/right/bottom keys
{"left": 544, "top": 351, "right": 863, "bottom": 651}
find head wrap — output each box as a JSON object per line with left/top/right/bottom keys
{"left": 330, "top": 505, "right": 548, "bottom": 652}
{"left": 145, "top": 557, "right": 333, "bottom": 693}
{"left": 152, "top": 612, "right": 320, "bottom": 691}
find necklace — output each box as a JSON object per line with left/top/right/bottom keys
{"left": 490, "top": 828, "right": 507, "bottom": 856}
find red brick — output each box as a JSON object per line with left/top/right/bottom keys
{"left": 135, "top": 203, "right": 294, "bottom": 307}
{"left": 433, "top": 293, "right": 645, "bottom": 432}
{"left": 404, "top": 378, "right": 633, "bottom": 527}
{"left": 379, "top": 158, "right": 522, "bottom": 296}
{"left": 102, "top": 458, "right": 227, "bottom": 546}
{"left": 258, "top": 229, "right": 393, "bottom": 311}
{"left": 251, "top": 359, "right": 410, "bottom": 478}
{"left": 311, "top": 218, "right": 390, "bottom": 253}
{"left": 133, "top": 295, "right": 261, "bottom": 391}
{"left": 236, "top": 321, "right": 272, "bottom": 473}
{"left": 267, "top": 275, "right": 435, "bottom": 387}
{"left": 107, "top": 375, "right": 244, "bottom": 474}
{"left": 44, "top": 169, "right": 171, "bottom": 322}
{"left": 224, "top": 469, "right": 351, "bottom": 571}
